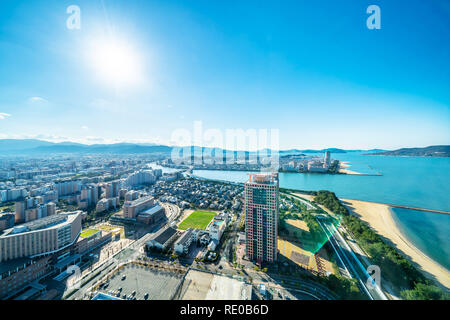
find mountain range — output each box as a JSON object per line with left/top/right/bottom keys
{"left": 0, "top": 139, "right": 397, "bottom": 156}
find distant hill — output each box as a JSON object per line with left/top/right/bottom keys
{"left": 31, "top": 144, "right": 173, "bottom": 155}
{"left": 366, "top": 146, "right": 450, "bottom": 157}
{"left": 0, "top": 139, "right": 55, "bottom": 151}
{"left": 298, "top": 148, "right": 347, "bottom": 154}
{"left": 345, "top": 149, "right": 386, "bottom": 153}
{"left": 0, "top": 139, "right": 172, "bottom": 155}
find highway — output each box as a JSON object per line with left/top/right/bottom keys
{"left": 317, "top": 217, "right": 387, "bottom": 300}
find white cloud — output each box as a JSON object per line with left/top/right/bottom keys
{"left": 28, "top": 96, "right": 48, "bottom": 103}
{"left": 0, "top": 113, "right": 11, "bottom": 120}
{"left": 81, "top": 125, "right": 89, "bottom": 130}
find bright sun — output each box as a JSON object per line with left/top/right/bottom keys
{"left": 86, "top": 37, "right": 143, "bottom": 88}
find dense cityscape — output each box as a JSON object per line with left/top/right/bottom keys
{"left": 0, "top": 150, "right": 447, "bottom": 302}
{"left": 0, "top": 153, "right": 338, "bottom": 300}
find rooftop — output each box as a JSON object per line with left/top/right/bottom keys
{"left": 124, "top": 195, "right": 154, "bottom": 207}
{"left": 140, "top": 204, "right": 164, "bottom": 217}
{"left": 80, "top": 228, "right": 99, "bottom": 238}
{"left": 149, "top": 226, "right": 177, "bottom": 245}
{"left": 175, "top": 228, "right": 194, "bottom": 246}
{"left": 246, "top": 173, "right": 278, "bottom": 185}
{"left": 1, "top": 211, "right": 81, "bottom": 237}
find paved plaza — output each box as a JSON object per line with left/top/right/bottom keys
{"left": 98, "top": 263, "right": 183, "bottom": 300}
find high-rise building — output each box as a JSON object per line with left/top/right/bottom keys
{"left": 77, "top": 184, "right": 101, "bottom": 209}
{"left": 15, "top": 197, "right": 57, "bottom": 224}
{"left": 124, "top": 170, "right": 156, "bottom": 187}
{"left": 244, "top": 173, "right": 279, "bottom": 264}
{"left": 1, "top": 188, "right": 28, "bottom": 203}
{"left": 105, "top": 181, "right": 119, "bottom": 198}
{"left": 324, "top": 151, "right": 331, "bottom": 167}
{"left": 54, "top": 180, "right": 81, "bottom": 196}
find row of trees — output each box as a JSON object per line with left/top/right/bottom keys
{"left": 314, "top": 190, "right": 349, "bottom": 216}
{"left": 302, "top": 211, "right": 326, "bottom": 243}
{"left": 318, "top": 274, "right": 364, "bottom": 300}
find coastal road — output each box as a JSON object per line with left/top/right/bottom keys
{"left": 317, "top": 217, "right": 388, "bottom": 300}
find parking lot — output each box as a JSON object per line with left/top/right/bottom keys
{"left": 98, "top": 263, "right": 184, "bottom": 300}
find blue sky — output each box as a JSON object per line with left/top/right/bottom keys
{"left": 0, "top": 0, "right": 449, "bottom": 149}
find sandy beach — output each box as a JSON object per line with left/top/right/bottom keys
{"left": 338, "top": 161, "right": 362, "bottom": 175}
{"left": 340, "top": 198, "right": 450, "bottom": 289}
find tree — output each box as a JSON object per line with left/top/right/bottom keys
{"left": 401, "top": 283, "right": 449, "bottom": 300}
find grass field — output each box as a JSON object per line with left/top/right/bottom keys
{"left": 80, "top": 228, "right": 99, "bottom": 238}
{"left": 178, "top": 210, "right": 216, "bottom": 230}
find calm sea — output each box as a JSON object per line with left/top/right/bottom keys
{"left": 193, "top": 152, "right": 450, "bottom": 270}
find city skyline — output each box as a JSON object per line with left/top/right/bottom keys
{"left": 0, "top": 0, "right": 449, "bottom": 150}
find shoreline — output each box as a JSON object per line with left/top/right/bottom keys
{"left": 337, "top": 161, "right": 383, "bottom": 176}
{"left": 340, "top": 198, "right": 450, "bottom": 290}
{"left": 338, "top": 161, "right": 362, "bottom": 175}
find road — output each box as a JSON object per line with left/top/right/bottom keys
{"left": 287, "top": 191, "right": 388, "bottom": 300}
{"left": 317, "top": 217, "right": 387, "bottom": 300}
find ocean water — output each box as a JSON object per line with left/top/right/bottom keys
{"left": 193, "top": 153, "right": 450, "bottom": 269}
{"left": 391, "top": 207, "right": 450, "bottom": 270}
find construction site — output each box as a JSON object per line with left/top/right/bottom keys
{"left": 278, "top": 219, "right": 334, "bottom": 276}
{"left": 180, "top": 270, "right": 252, "bottom": 300}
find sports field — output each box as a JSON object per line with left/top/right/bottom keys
{"left": 178, "top": 210, "right": 216, "bottom": 230}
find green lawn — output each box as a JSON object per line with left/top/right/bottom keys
{"left": 80, "top": 228, "right": 99, "bottom": 238}
{"left": 178, "top": 210, "right": 216, "bottom": 230}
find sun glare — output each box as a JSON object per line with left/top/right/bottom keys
{"left": 86, "top": 37, "right": 143, "bottom": 88}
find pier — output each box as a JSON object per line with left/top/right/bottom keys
{"left": 387, "top": 204, "right": 450, "bottom": 215}
{"left": 344, "top": 199, "right": 450, "bottom": 215}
